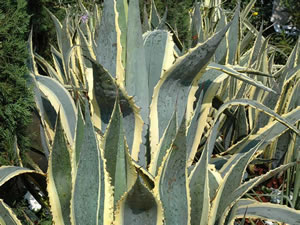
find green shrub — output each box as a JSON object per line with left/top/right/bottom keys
{"left": 0, "top": 0, "right": 33, "bottom": 165}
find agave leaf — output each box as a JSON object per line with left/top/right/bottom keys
{"left": 256, "top": 36, "right": 270, "bottom": 74}
{"left": 91, "top": 60, "right": 144, "bottom": 162}
{"left": 26, "top": 73, "right": 52, "bottom": 156}
{"left": 208, "top": 63, "right": 276, "bottom": 93}
{"left": 293, "top": 149, "right": 300, "bottom": 206}
{"left": 285, "top": 36, "right": 300, "bottom": 71}
{"left": 0, "top": 199, "right": 22, "bottom": 225}
{"left": 143, "top": 30, "right": 178, "bottom": 101}
{"left": 286, "top": 78, "right": 300, "bottom": 112}
{"left": 240, "top": 31, "right": 255, "bottom": 57}
{"left": 224, "top": 106, "right": 300, "bottom": 155}
{"left": 142, "top": 3, "right": 150, "bottom": 32}
{"left": 35, "top": 75, "right": 77, "bottom": 145}
{"left": 155, "top": 116, "right": 188, "bottom": 225}
{"left": 114, "top": 177, "right": 163, "bottom": 225}
{"left": 124, "top": 0, "right": 150, "bottom": 167}
{"left": 240, "top": 0, "right": 256, "bottom": 20}
{"left": 61, "top": 16, "right": 73, "bottom": 82}
{"left": 132, "top": 160, "right": 155, "bottom": 190}
{"left": 189, "top": 120, "right": 221, "bottom": 225}
{"left": 47, "top": 113, "right": 72, "bottom": 225}
{"left": 78, "top": 22, "right": 96, "bottom": 61}
{"left": 46, "top": 8, "right": 72, "bottom": 82}
{"left": 270, "top": 82, "right": 300, "bottom": 167}
{"left": 220, "top": 163, "right": 296, "bottom": 224}
{"left": 209, "top": 162, "right": 296, "bottom": 225}
{"left": 77, "top": 0, "right": 88, "bottom": 14}
{"left": 45, "top": 8, "right": 63, "bottom": 53}
{"left": 226, "top": 4, "right": 240, "bottom": 64}
{"left": 191, "top": 1, "right": 204, "bottom": 47}
{"left": 214, "top": 10, "right": 227, "bottom": 64}
{"left": 95, "top": 0, "right": 124, "bottom": 82}
{"left": 0, "top": 166, "right": 43, "bottom": 187}
{"left": 149, "top": 111, "right": 177, "bottom": 176}
{"left": 150, "top": 22, "right": 232, "bottom": 149}
{"left": 102, "top": 99, "right": 137, "bottom": 207}
{"left": 50, "top": 45, "right": 67, "bottom": 83}
{"left": 216, "top": 99, "right": 299, "bottom": 136}
{"left": 229, "top": 199, "right": 300, "bottom": 225}
{"left": 157, "top": 6, "right": 167, "bottom": 29}
{"left": 27, "top": 29, "right": 39, "bottom": 75}
{"left": 116, "top": 0, "right": 128, "bottom": 70}
{"left": 65, "top": 45, "right": 82, "bottom": 88}
{"left": 249, "top": 24, "right": 263, "bottom": 67}
{"left": 232, "top": 106, "right": 248, "bottom": 142}
{"left": 275, "top": 65, "right": 300, "bottom": 115}
{"left": 73, "top": 103, "right": 85, "bottom": 174}
{"left": 233, "top": 66, "right": 274, "bottom": 78}
{"left": 150, "top": 0, "right": 161, "bottom": 29}
{"left": 186, "top": 90, "right": 204, "bottom": 165}
{"left": 186, "top": 69, "right": 228, "bottom": 165}
{"left": 208, "top": 166, "right": 223, "bottom": 200}
{"left": 72, "top": 101, "right": 110, "bottom": 225}
{"left": 212, "top": 140, "right": 264, "bottom": 224}
{"left": 34, "top": 52, "right": 64, "bottom": 84}
{"left": 126, "top": 0, "right": 149, "bottom": 124}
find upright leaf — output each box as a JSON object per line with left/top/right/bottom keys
{"left": 72, "top": 102, "right": 104, "bottom": 225}
{"left": 95, "top": 0, "right": 124, "bottom": 82}
{"left": 155, "top": 117, "right": 188, "bottom": 225}
{"left": 102, "top": 99, "right": 137, "bottom": 207}
{"left": 191, "top": 1, "right": 204, "bottom": 47}
{"left": 47, "top": 113, "right": 72, "bottom": 225}
{"left": 116, "top": 0, "right": 128, "bottom": 70}
{"left": 143, "top": 30, "right": 178, "bottom": 100}
{"left": 150, "top": 0, "right": 161, "bottom": 29}
{"left": 226, "top": 5, "right": 240, "bottom": 64}
{"left": 149, "top": 111, "right": 177, "bottom": 176}
{"left": 91, "top": 60, "right": 144, "bottom": 162}
{"left": 189, "top": 121, "right": 221, "bottom": 225}
{"left": 126, "top": 0, "right": 149, "bottom": 124}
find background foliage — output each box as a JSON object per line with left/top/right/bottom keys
{"left": 0, "top": 0, "right": 33, "bottom": 165}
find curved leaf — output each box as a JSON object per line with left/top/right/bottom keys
{"left": 0, "top": 199, "right": 22, "bottom": 225}
{"left": 208, "top": 63, "right": 276, "bottom": 93}
{"left": 186, "top": 69, "right": 228, "bottom": 166}
{"left": 0, "top": 166, "right": 43, "bottom": 187}
{"left": 223, "top": 106, "right": 300, "bottom": 155}
{"left": 213, "top": 99, "right": 299, "bottom": 136}
{"left": 229, "top": 199, "right": 300, "bottom": 225}
{"left": 36, "top": 75, "right": 77, "bottom": 145}
{"left": 150, "top": 22, "right": 232, "bottom": 149}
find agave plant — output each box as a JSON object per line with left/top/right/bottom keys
{"left": 1, "top": 0, "right": 300, "bottom": 224}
